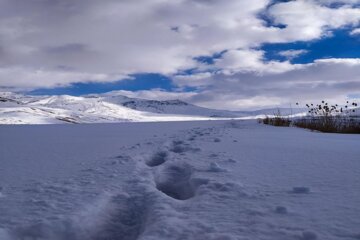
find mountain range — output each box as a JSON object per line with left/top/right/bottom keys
{"left": 0, "top": 91, "right": 306, "bottom": 124}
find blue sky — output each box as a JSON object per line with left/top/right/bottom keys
{"left": 29, "top": 74, "right": 175, "bottom": 95}
{"left": 0, "top": 0, "right": 360, "bottom": 110}
{"left": 262, "top": 28, "right": 360, "bottom": 64}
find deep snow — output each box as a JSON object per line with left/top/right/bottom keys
{"left": 0, "top": 120, "right": 359, "bottom": 240}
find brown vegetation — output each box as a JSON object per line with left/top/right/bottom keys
{"left": 293, "top": 100, "right": 359, "bottom": 134}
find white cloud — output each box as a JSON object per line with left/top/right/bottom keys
{"left": 350, "top": 28, "right": 360, "bottom": 35}
{"left": 105, "top": 89, "right": 197, "bottom": 102}
{"left": 195, "top": 94, "right": 285, "bottom": 110}
{"left": 0, "top": 0, "right": 359, "bottom": 110}
{"left": 0, "top": 0, "right": 274, "bottom": 88}
{"left": 213, "top": 49, "right": 301, "bottom": 75}
{"left": 0, "top": 67, "right": 126, "bottom": 88}
{"left": 169, "top": 57, "right": 360, "bottom": 110}
{"left": 314, "top": 58, "right": 360, "bottom": 65}
{"left": 269, "top": 0, "right": 360, "bottom": 41}
{"left": 278, "top": 49, "right": 308, "bottom": 59}
{"left": 0, "top": 0, "right": 359, "bottom": 90}
{"left": 174, "top": 72, "right": 213, "bottom": 88}
{"left": 315, "top": 0, "right": 360, "bottom": 5}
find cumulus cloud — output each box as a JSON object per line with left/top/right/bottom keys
{"left": 278, "top": 50, "right": 308, "bottom": 59}
{"left": 171, "top": 58, "right": 360, "bottom": 110}
{"left": 0, "top": 0, "right": 275, "bottom": 89}
{"left": 350, "top": 28, "right": 360, "bottom": 35}
{"left": 0, "top": 0, "right": 359, "bottom": 109}
{"left": 213, "top": 49, "right": 301, "bottom": 74}
{"left": 269, "top": 0, "right": 360, "bottom": 41}
{"left": 0, "top": 67, "right": 126, "bottom": 89}
{"left": 315, "top": 0, "right": 360, "bottom": 5}
{"left": 105, "top": 89, "right": 198, "bottom": 102}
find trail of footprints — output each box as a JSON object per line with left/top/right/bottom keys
{"left": 89, "top": 128, "right": 222, "bottom": 240}
{"left": 95, "top": 125, "right": 325, "bottom": 240}
{"left": 7, "top": 124, "right": 320, "bottom": 240}
{"left": 146, "top": 139, "right": 204, "bottom": 200}
{"left": 145, "top": 151, "right": 168, "bottom": 167}
{"left": 145, "top": 127, "right": 222, "bottom": 201}
{"left": 155, "top": 162, "right": 197, "bottom": 200}
{"left": 7, "top": 127, "right": 226, "bottom": 240}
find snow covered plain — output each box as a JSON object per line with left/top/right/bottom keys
{"left": 0, "top": 120, "right": 360, "bottom": 240}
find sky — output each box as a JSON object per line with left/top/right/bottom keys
{"left": 0, "top": 0, "right": 360, "bottom": 110}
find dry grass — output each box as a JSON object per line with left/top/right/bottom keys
{"left": 260, "top": 116, "right": 291, "bottom": 127}
{"left": 293, "top": 117, "right": 360, "bottom": 134}
{"left": 258, "top": 101, "right": 359, "bottom": 133}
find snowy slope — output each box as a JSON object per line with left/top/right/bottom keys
{"left": 0, "top": 120, "right": 359, "bottom": 239}
{"left": 96, "top": 91, "right": 247, "bottom": 117}
{"left": 1, "top": 92, "right": 304, "bottom": 125}
{"left": 0, "top": 92, "right": 227, "bottom": 124}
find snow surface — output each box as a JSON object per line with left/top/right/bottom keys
{"left": 1, "top": 120, "right": 359, "bottom": 240}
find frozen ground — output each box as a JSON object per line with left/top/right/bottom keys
{"left": 0, "top": 120, "right": 359, "bottom": 240}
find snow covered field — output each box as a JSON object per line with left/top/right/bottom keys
{"left": 0, "top": 120, "right": 359, "bottom": 240}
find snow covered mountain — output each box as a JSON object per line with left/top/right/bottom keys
{"left": 0, "top": 91, "right": 305, "bottom": 124}
{"left": 89, "top": 91, "right": 250, "bottom": 118}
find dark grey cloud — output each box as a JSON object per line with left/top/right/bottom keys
{"left": 45, "top": 43, "right": 90, "bottom": 54}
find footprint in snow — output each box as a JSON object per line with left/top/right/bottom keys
{"left": 169, "top": 140, "right": 200, "bottom": 154}
{"left": 275, "top": 206, "right": 288, "bottom": 214}
{"left": 146, "top": 150, "right": 168, "bottom": 167}
{"left": 155, "top": 162, "right": 208, "bottom": 200}
{"left": 291, "top": 187, "right": 310, "bottom": 194}
{"left": 300, "top": 231, "right": 318, "bottom": 240}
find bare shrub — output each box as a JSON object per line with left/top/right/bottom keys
{"left": 294, "top": 101, "right": 359, "bottom": 134}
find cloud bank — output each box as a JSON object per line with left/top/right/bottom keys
{"left": 0, "top": 0, "right": 359, "bottom": 109}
